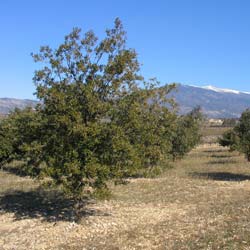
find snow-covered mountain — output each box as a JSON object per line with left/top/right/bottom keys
{"left": 170, "top": 84, "right": 250, "bottom": 118}
{"left": 193, "top": 85, "right": 250, "bottom": 95}
{"left": 1, "top": 84, "right": 250, "bottom": 118}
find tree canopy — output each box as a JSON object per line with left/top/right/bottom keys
{"left": 0, "top": 18, "right": 202, "bottom": 200}
{"left": 219, "top": 109, "right": 250, "bottom": 161}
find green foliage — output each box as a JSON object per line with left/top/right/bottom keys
{"left": 222, "top": 118, "right": 238, "bottom": 127}
{"left": 30, "top": 18, "right": 149, "bottom": 198}
{"left": 220, "top": 109, "right": 250, "bottom": 161}
{"left": 234, "top": 109, "right": 250, "bottom": 161}
{"left": 112, "top": 81, "right": 177, "bottom": 170}
{"left": 0, "top": 108, "right": 43, "bottom": 174}
{"left": 0, "top": 19, "right": 203, "bottom": 200}
{"left": 170, "top": 107, "right": 203, "bottom": 160}
{"left": 218, "top": 129, "right": 240, "bottom": 151}
{"left": 0, "top": 117, "right": 14, "bottom": 166}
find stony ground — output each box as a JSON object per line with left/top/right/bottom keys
{"left": 1, "top": 144, "right": 250, "bottom": 249}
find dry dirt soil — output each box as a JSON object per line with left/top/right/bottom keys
{"left": 1, "top": 144, "right": 250, "bottom": 249}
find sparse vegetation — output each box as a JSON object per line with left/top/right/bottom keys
{"left": 218, "top": 129, "right": 240, "bottom": 151}
{"left": 171, "top": 106, "right": 203, "bottom": 161}
{"left": 1, "top": 144, "right": 250, "bottom": 249}
{"left": 220, "top": 109, "right": 250, "bottom": 161}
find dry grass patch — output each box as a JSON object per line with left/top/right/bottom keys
{"left": 1, "top": 144, "right": 250, "bottom": 249}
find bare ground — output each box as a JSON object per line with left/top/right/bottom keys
{"left": 1, "top": 145, "right": 250, "bottom": 249}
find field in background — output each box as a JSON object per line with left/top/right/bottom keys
{"left": 1, "top": 144, "right": 250, "bottom": 249}
{"left": 201, "top": 125, "right": 231, "bottom": 145}
{"left": 201, "top": 126, "right": 231, "bottom": 137}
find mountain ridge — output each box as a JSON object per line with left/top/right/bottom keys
{"left": 1, "top": 84, "right": 250, "bottom": 118}
{"left": 170, "top": 84, "right": 250, "bottom": 118}
{"left": 0, "top": 98, "right": 38, "bottom": 115}
{"left": 189, "top": 85, "right": 250, "bottom": 95}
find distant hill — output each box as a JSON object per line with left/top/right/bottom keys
{"left": 170, "top": 84, "right": 250, "bottom": 118}
{"left": 1, "top": 84, "right": 250, "bottom": 118}
{"left": 0, "top": 98, "right": 38, "bottom": 115}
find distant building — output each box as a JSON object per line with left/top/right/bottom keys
{"left": 208, "top": 119, "right": 223, "bottom": 126}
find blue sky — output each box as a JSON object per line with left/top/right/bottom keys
{"left": 0, "top": 0, "right": 250, "bottom": 99}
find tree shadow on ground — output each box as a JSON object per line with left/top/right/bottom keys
{"left": 207, "top": 159, "right": 238, "bottom": 165}
{"left": 1, "top": 165, "right": 30, "bottom": 178}
{"left": 0, "top": 188, "right": 110, "bottom": 222}
{"left": 203, "top": 149, "right": 225, "bottom": 153}
{"left": 190, "top": 172, "right": 250, "bottom": 182}
{"left": 210, "top": 154, "right": 233, "bottom": 159}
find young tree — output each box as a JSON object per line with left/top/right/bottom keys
{"left": 0, "top": 108, "right": 43, "bottom": 174}
{"left": 220, "top": 109, "right": 250, "bottom": 161}
{"left": 218, "top": 129, "right": 240, "bottom": 152}
{"left": 111, "top": 80, "right": 177, "bottom": 172}
{"left": 234, "top": 109, "right": 250, "bottom": 161}
{"left": 0, "top": 116, "right": 14, "bottom": 167}
{"left": 30, "top": 18, "right": 178, "bottom": 199}
{"left": 170, "top": 107, "right": 203, "bottom": 161}
{"left": 31, "top": 18, "right": 143, "bottom": 198}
